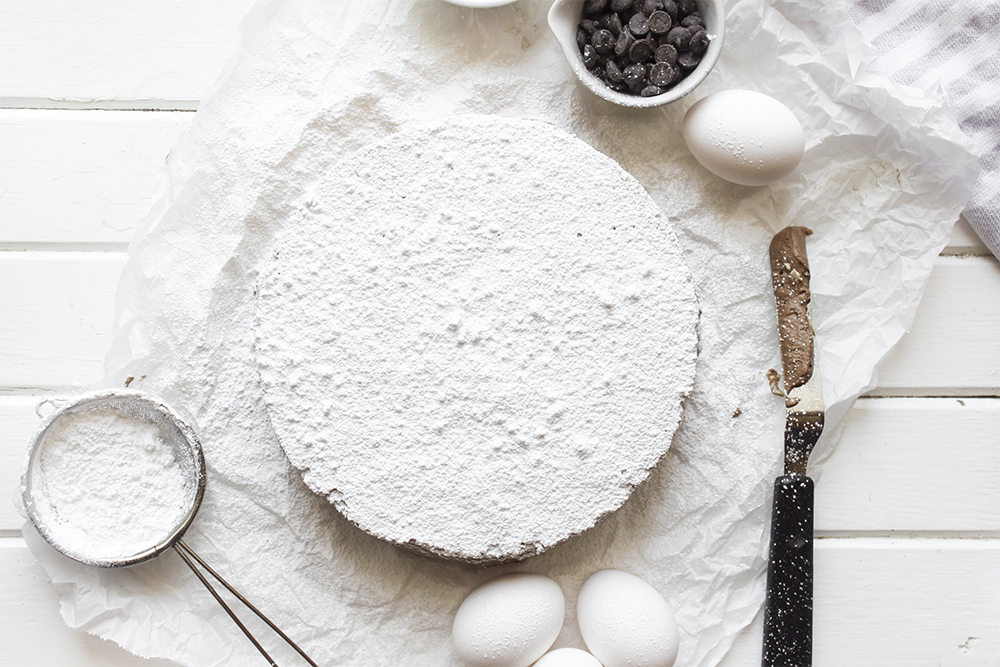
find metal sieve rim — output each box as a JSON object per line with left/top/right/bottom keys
{"left": 21, "top": 389, "right": 207, "bottom": 568}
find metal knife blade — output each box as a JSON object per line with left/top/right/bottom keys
{"left": 782, "top": 333, "right": 824, "bottom": 476}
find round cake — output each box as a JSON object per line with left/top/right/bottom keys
{"left": 254, "top": 114, "right": 699, "bottom": 562}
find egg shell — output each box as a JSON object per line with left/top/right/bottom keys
{"left": 576, "top": 570, "right": 679, "bottom": 667}
{"left": 452, "top": 572, "right": 565, "bottom": 667}
{"left": 682, "top": 89, "right": 805, "bottom": 186}
{"left": 533, "top": 647, "right": 604, "bottom": 667}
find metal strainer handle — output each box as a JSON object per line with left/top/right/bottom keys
{"left": 172, "top": 539, "right": 318, "bottom": 667}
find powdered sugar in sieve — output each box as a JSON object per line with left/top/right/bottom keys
{"left": 254, "top": 114, "right": 699, "bottom": 562}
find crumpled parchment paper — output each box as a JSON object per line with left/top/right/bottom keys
{"left": 23, "top": 0, "right": 978, "bottom": 666}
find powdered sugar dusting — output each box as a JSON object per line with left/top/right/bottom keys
{"left": 255, "top": 115, "right": 699, "bottom": 562}
{"left": 29, "top": 406, "right": 190, "bottom": 560}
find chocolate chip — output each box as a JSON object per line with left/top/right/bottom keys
{"left": 678, "top": 50, "right": 701, "bottom": 69}
{"left": 592, "top": 29, "right": 616, "bottom": 53}
{"left": 662, "top": 0, "right": 679, "bottom": 20}
{"left": 606, "top": 59, "right": 624, "bottom": 82}
{"left": 688, "top": 27, "right": 709, "bottom": 54}
{"left": 580, "top": 19, "right": 599, "bottom": 34}
{"left": 583, "top": 0, "right": 609, "bottom": 15}
{"left": 628, "top": 12, "right": 650, "bottom": 37}
{"left": 610, "top": 0, "right": 634, "bottom": 12}
{"left": 677, "top": 0, "right": 698, "bottom": 15}
{"left": 628, "top": 38, "right": 655, "bottom": 63}
{"left": 607, "top": 78, "right": 629, "bottom": 92}
{"left": 641, "top": 84, "right": 665, "bottom": 96}
{"left": 665, "top": 26, "right": 690, "bottom": 51}
{"left": 623, "top": 63, "right": 647, "bottom": 89}
{"left": 649, "top": 61, "right": 678, "bottom": 86}
{"left": 615, "top": 29, "right": 635, "bottom": 57}
{"left": 654, "top": 43, "right": 678, "bottom": 65}
{"left": 681, "top": 13, "right": 704, "bottom": 27}
{"left": 640, "top": 0, "right": 664, "bottom": 14}
{"left": 583, "top": 44, "right": 600, "bottom": 68}
{"left": 577, "top": 28, "right": 589, "bottom": 52}
{"left": 608, "top": 12, "right": 623, "bottom": 36}
{"left": 648, "top": 11, "right": 672, "bottom": 34}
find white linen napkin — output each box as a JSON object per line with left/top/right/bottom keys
{"left": 850, "top": 0, "right": 1000, "bottom": 258}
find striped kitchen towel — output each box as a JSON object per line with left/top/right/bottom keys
{"left": 850, "top": 0, "right": 1000, "bottom": 258}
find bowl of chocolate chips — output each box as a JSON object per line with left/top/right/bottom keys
{"left": 549, "top": 0, "right": 724, "bottom": 108}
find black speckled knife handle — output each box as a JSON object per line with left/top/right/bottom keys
{"left": 762, "top": 474, "right": 814, "bottom": 667}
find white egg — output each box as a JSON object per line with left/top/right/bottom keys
{"left": 682, "top": 89, "right": 805, "bottom": 186}
{"left": 533, "top": 647, "right": 605, "bottom": 666}
{"left": 576, "top": 570, "right": 679, "bottom": 667}
{"left": 452, "top": 572, "right": 565, "bottom": 667}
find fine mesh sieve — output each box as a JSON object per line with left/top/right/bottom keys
{"left": 21, "top": 390, "right": 317, "bottom": 667}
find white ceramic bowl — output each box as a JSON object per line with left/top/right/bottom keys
{"left": 548, "top": 0, "right": 725, "bottom": 108}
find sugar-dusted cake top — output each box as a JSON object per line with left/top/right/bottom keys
{"left": 255, "top": 114, "right": 699, "bottom": 562}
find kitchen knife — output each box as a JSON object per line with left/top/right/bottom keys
{"left": 763, "top": 226, "right": 824, "bottom": 667}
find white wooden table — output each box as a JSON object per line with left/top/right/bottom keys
{"left": 2, "top": 2, "right": 998, "bottom": 666}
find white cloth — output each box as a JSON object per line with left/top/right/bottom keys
{"left": 850, "top": 0, "right": 1000, "bottom": 257}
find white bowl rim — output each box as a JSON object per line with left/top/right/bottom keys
{"left": 548, "top": 0, "right": 726, "bottom": 108}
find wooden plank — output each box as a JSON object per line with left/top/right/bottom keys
{"left": 0, "top": 253, "right": 993, "bottom": 401}
{"left": 1, "top": 253, "right": 991, "bottom": 393}
{"left": 3, "top": 538, "right": 996, "bottom": 667}
{"left": 947, "top": 216, "right": 991, "bottom": 256}
{"left": 814, "top": 539, "right": 1000, "bottom": 666}
{"left": 0, "top": 110, "right": 990, "bottom": 252}
{"left": 717, "top": 539, "right": 1000, "bottom": 667}
{"left": 0, "top": 256, "right": 992, "bottom": 393}
{"left": 870, "top": 256, "right": 1000, "bottom": 396}
{"left": 4, "top": 395, "right": 996, "bottom": 535}
{"left": 0, "top": 0, "right": 255, "bottom": 108}
{"left": 0, "top": 252, "right": 125, "bottom": 391}
{"left": 0, "top": 539, "right": 177, "bottom": 666}
{"left": 0, "top": 396, "right": 53, "bottom": 532}
{"left": 815, "top": 397, "right": 1000, "bottom": 534}
{"left": 0, "top": 109, "right": 191, "bottom": 246}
